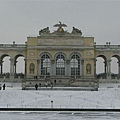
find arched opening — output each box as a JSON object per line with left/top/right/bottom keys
{"left": 96, "top": 55, "right": 107, "bottom": 79}
{"left": 0, "top": 54, "right": 10, "bottom": 78}
{"left": 96, "top": 57, "right": 104, "bottom": 74}
{"left": 111, "top": 55, "right": 119, "bottom": 79}
{"left": 14, "top": 55, "right": 25, "bottom": 78}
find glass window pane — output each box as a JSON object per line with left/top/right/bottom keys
{"left": 56, "top": 54, "right": 65, "bottom": 75}
{"left": 71, "top": 54, "right": 80, "bottom": 76}
{"left": 41, "top": 54, "right": 51, "bottom": 76}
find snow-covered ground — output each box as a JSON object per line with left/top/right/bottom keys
{"left": 0, "top": 82, "right": 120, "bottom": 109}
{"left": 1, "top": 82, "right": 120, "bottom": 120}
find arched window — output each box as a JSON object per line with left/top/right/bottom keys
{"left": 41, "top": 54, "right": 50, "bottom": 76}
{"left": 56, "top": 54, "right": 65, "bottom": 75}
{"left": 71, "top": 54, "right": 80, "bottom": 76}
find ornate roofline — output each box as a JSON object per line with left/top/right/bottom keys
{"left": 39, "top": 22, "right": 82, "bottom": 37}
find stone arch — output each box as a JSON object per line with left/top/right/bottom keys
{"left": 69, "top": 52, "right": 82, "bottom": 59}
{"left": 96, "top": 54, "right": 108, "bottom": 60}
{"left": 111, "top": 54, "right": 120, "bottom": 60}
{"left": 14, "top": 53, "right": 25, "bottom": 58}
{"left": 54, "top": 52, "right": 66, "bottom": 59}
{"left": 39, "top": 52, "right": 52, "bottom": 59}
{"left": 0, "top": 54, "right": 9, "bottom": 59}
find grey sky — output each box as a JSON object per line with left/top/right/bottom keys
{"left": 0, "top": 0, "right": 120, "bottom": 44}
{"left": 0, "top": 0, "right": 119, "bottom": 74}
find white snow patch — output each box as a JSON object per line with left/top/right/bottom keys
{"left": 0, "top": 82, "right": 120, "bottom": 109}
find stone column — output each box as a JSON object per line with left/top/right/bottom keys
{"left": 37, "top": 59, "right": 40, "bottom": 76}
{"left": 10, "top": 59, "right": 14, "bottom": 79}
{"left": 104, "top": 60, "right": 107, "bottom": 79}
{"left": 94, "top": 59, "right": 97, "bottom": 77}
{"left": 81, "top": 59, "right": 84, "bottom": 77}
{"left": 106, "top": 59, "right": 111, "bottom": 80}
{"left": 66, "top": 60, "right": 70, "bottom": 76}
{"left": 104, "top": 61, "right": 107, "bottom": 74}
{"left": 118, "top": 61, "right": 120, "bottom": 79}
{"left": 14, "top": 60, "right": 17, "bottom": 75}
{"left": 51, "top": 60, "right": 55, "bottom": 76}
{"left": 0, "top": 60, "right": 3, "bottom": 75}
{"left": 24, "top": 59, "right": 26, "bottom": 77}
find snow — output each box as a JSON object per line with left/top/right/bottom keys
{"left": 1, "top": 82, "right": 120, "bottom": 119}
{"left": 0, "top": 82, "right": 120, "bottom": 109}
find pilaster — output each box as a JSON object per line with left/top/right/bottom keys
{"left": 66, "top": 60, "right": 70, "bottom": 76}
{"left": 51, "top": 60, "right": 55, "bottom": 76}
{"left": 106, "top": 59, "right": 111, "bottom": 80}
{"left": 10, "top": 59, "right": 14, "bottom": 79}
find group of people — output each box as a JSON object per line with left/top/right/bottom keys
{"left": 45, "top": 81, "right": 53, "bottom": 89}
{"left": 35, "top": 81, "right": 53, "bottom": 90}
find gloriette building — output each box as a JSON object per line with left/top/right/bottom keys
{"left": 0, "top": 22, "right": 120, "bottom": 90}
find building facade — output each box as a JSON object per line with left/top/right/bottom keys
{"left": 0, "top": 22, "right": 120, "bottom": 89}
{"left": 24, "top": 22, "right": 96, "bottom": 89}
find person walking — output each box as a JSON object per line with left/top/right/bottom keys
{"left": 45, "top": 82, "right": 48, "bottom": 88}
{"left": 35, "top": 84, "right": 38, "bottom": 90}
{"left": 3, "top": 84, "right": 5, "bottom": 90}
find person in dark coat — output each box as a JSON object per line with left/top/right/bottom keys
{"left": 35, "top": 84, "right": 38, "bottom": 90}
{"left": 39, "top": 83, "right": 41, "bottom": 87}
{"left": 3, "top": 84, "right": 5, "bottom": 90}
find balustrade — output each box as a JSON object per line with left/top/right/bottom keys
{"left": 0, "top": 44, "right": 26, "bottom": 48}
{"left": 95, "top": 45, "right": 120, "bottom": 49}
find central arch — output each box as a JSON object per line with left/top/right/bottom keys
{"left": 70, "top": 53, "right": 81, "bottom": 76}
{"left": 55, "top": 53, "right": 66, "bottom": 76}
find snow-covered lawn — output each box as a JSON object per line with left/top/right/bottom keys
{"left": 0, "top": 82, "right": 120, "bottom": 109}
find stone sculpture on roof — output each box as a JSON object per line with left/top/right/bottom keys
{"left": 72, "top": 27, "right": 82, "bottom": 35}
{"left": 39, "top": 27, "right": 50, "bottom": 35}
{"left": 39, "top": 22, "right": 82, "bottom": 36}
{"left": 53, "top": 21, "right": 67, "bottom": 33}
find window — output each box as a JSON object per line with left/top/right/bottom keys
{"left": 71, "top": 54, "right": 80, "bottom": 76}
{"left": 56, "top": 54, "right": 65, "bottom": 75}
{"left": 41, "top": 54, "right": 50, "bottom": 76}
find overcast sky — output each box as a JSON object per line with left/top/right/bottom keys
{"left": 0, "top": 0, "right": 119, "bottom": 74}
{"left": 0, "top": 0, "right": 120, "bottom": 45}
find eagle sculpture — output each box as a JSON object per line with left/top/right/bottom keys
{"left": 53, "top": 21, "right": 67, "bottom": 27}
{"left": 53, "top": 21, "right": 67, "bottom": 32}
